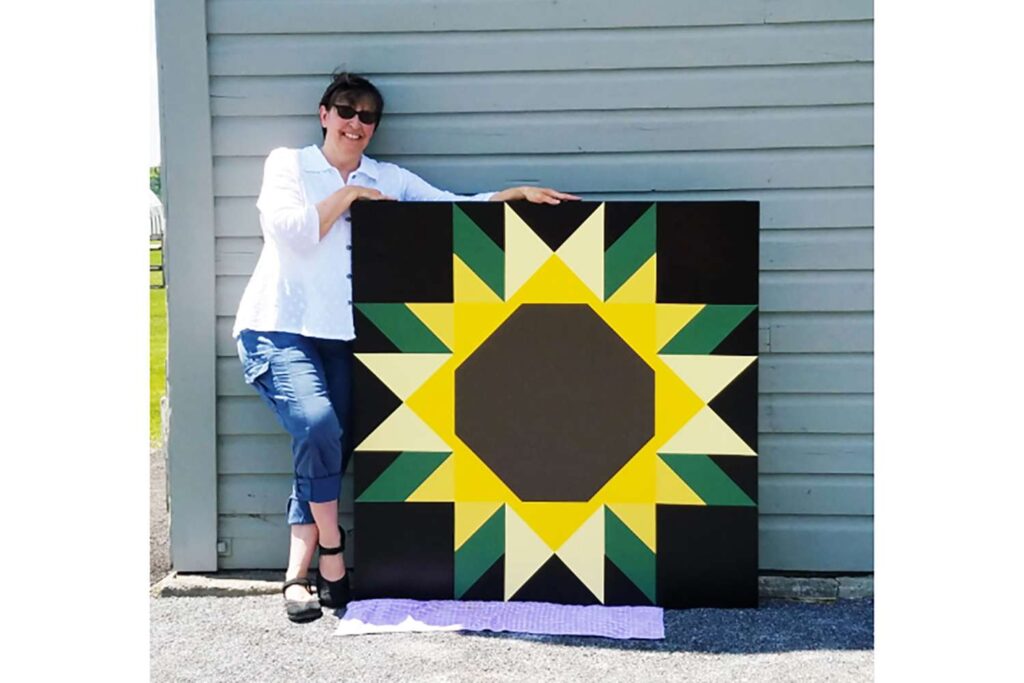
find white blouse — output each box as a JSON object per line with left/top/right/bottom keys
{"left": 232, "top": 145, "right": 494, "bottom": 340}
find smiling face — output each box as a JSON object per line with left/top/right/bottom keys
{"left": 319, "top": 94, "right": 378, "bottom": 157}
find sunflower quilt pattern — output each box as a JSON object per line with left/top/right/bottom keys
{"left": 349, "top": 201, "right": 759, "bottom": 608}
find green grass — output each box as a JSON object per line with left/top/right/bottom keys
{"left": 150, "top": 244, "right": 167, "bottom": 443}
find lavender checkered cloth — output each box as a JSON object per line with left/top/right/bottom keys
{"left": 335, "top": 599, "right": 664, "bottom": 640}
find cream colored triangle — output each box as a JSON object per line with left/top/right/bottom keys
{"left": 406, "top": 304, "right": 455, "bottom": 350}
{"left": 659, "top": 355, "right": 757, "bottom": 402}
{"left": 555, "top": 203, "right": 604, "bottom": 299}
{"left": 505, "top": 204, "right": 553, "bottom": 299}
{"left": 505, "top": 505, "right": 554, "bottom": 599}
{"left": 607, "top": 254, "right": 656, "bottom": 303}
{"left": 656, "top": 457, "right": 705, "bottom": 505}
{"left": 405, "top": 455, "right": 454, "bottom": 502}
{"left": 455, "top": 501, "right": 503, "bottom": 550}
{"left": 661, "top": 406, "right": 757, "bottom": 456}
{"left": 353, "top": 353, "right": 451, "bottom": 401}
{"left": 355, "top": 403, "right": 450, "bottom": 452}
{"left": 555, "top": 505, "right": 605, "bottom": 602}
{"left": 606, "top": 503, "right": 656, "bottom": 552}
{"left": 454, "top": 255, "right": 502, "bottom": 303}
{"left": 655, "top": 304, "right": 705, "bottom": 350}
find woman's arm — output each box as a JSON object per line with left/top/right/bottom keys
{"left": 315, "top": 186, "right": 393, "bottom": 239}
{"left": 489, "top": 186, "right": 581, "bottom": 204}
{"left": 255, "top": 149, "right": 321, "bottom": 249}
{"left": 399, "top": 166, "right": 579, "bottom": 204}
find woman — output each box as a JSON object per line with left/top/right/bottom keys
{"left": 233, "top": 72, "right": 579, "bottom": 623}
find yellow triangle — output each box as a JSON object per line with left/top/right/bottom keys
{"left": 661, "top": 405, "right": 757, "bottom": 456}
{"left": 406, "top": 454, "right": 455, "bottom": 502}
{"left": 505, "top": 204, "right": 553, "bottom": 299}
{"left": 406, "top": 303, "right": 455, "bottom": 350}
{"left": 453, "top": 444, "right": 518, "bottom": 502}
{"left": 555, "top": 505, "right": 605, "bottom": 602}
{"left": 454, "top": 501, "right": 503, "bottom": 550}
{"left": 353, "top": 353, "right": 451, "bottom": 401}
{"left": 659, "top": 355, "right": 757, "bottom": 403}
{"left": 606, "top": 503, "right": 656, "bottom": 552}
{"left": 455, "top": 254, "right": 501, "bottom": 303}
{"left": 354, "top": 403, "right": 450, "bottom": 452}
{"left": 655, "top": 304, "right": 705, "bottom": 350}
{"left": 656, "top": 457, "right": 705, "bottom": 505}
{"left": 512, "top": 501, "right": 598, "bottom": 552}
{"left": 510, "top": 254, "right": 600, "bottom": 306}
{"left": 555, "top": 203, "right": 604, "bottom": 299}
{"left": 651, "top": 356, "right": 705, "bottom": 450}
{"left": 505, "top": 505, "right": 554, "bottom": 599}
{"left": 607, "top": 254, "right": 656, "bottom": 303}
{"left": 405, "top": 355, "right": 457, "bottom": 446}
{"left": 452, "top": 301, "right": 511, "bottom": 358}
{"left": 592, "top": 446, "right": 655, "bottom": 504}
{"left": 595, "top": 303, "right": 656, "bottom": 360}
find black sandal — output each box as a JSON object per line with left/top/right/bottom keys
{"left": 316, "top": 526, "right": 351, "bottom": 609}
{"left": 282, "top": 577, "right": 322, "bottom": 624}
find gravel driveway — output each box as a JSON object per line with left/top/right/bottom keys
{"left": 150, "top": 596, "right": 872, "bottom": 682}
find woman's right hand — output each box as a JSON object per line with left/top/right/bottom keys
{"left": 343, "top": 185, "right": 395, "bottom": 203}
{"left": 317, "top": 185, "right": 395, "bottom": 238}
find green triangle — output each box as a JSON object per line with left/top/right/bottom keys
{"left": 660, "top": 304, "right": 756, "bottom": 354}
{"left": 604, "top": 204, "right": 656, "bottom": 300}
{"left": 355, "top": 451, "right": 450, "bottom": 502}
{"left": 455, "top": 505, "right": 505, "bottom": 598}
{"left": 658, "top": 454, "right": 755, "bottom": 507}
{"left": 355, "top": 303, "right": 450, "bottom": 353}
{"left": 454, "top": 205, "right": 504, "bottom": 299}
{"left": 604, "top": 507, "right": 656, "bottom": 603}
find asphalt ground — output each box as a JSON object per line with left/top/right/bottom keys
{"left": 150, "top": 596, "right": 873, "bottom": 682}
{"left": 150, "top": 444, "right": 873, "bottom": 681}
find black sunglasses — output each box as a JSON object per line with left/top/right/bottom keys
{"left": 331, "top": 104, "right": 380, "bottom": 125}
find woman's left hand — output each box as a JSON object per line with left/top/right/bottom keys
{"left": 491, "top": 186, "right": 581, "bottom": 204}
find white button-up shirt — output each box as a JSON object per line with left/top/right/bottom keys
{"left": 232, "top": 144, "right": 494, "bottom": 340}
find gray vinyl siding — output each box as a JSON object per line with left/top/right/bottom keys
{"left": 200, "top": 0, "right": 873, "bottom": 572}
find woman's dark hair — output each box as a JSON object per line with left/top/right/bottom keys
{"left": 319, "top": 71, "right": 385, "bottom": 138}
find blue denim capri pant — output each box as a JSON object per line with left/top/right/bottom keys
{"left": 236, "top": 329, "right": 353, "bottom": 525}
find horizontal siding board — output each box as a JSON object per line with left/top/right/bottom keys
{"left": 217, "top": 311, "right": 872, "bottom": 357}
{"left": 219, "top": 513, "right": 873, "bottom": 571}
{"left": 215, "top": 269, "right": 872, "bottom": 315}
{"left": 213, "top": 148, "right": 874, "bottom": 197}
{"left": 220, "top": 433, "right": 872, "bottom": 476}
{"left": 758, "top": 353, "right": 872, "bottom": 393}
{"left": 760, "top": 228, "right": 872, "bottom": 271}
{"left": 212, "top": 105, "right": 873, "bottom": 157}
{"left": 758, "top": 474, "right": 872, "bottom": 515}
{"left": 765, "top": 0, "right": 874, "bottom": 24}
{"left": 209, "top": 23, "right": 872, "bottom": 76}
{"left": 216, "top": 352, "right": 871, "bottom": 398}
{"left": 760, "top": 394, "right": 872, "bottom": 434}
{"left": 766, "top": 312, "right": 873, "bottom": 352}
{"left": 759, "top": 434, "right": 872, "bottom": 474}
{"left": 760, "top": 271, "right": 873, "bottom": 312}
{"left": 218, "top": 393, "right": 871, "bottom": 437}
{"left": 214, "top": 188, "right": 873, "bottom": 237}
{"left": 214, "top": 228, "right": 872, "bottom": 277}
{"left": 210, "top": 65, "right": 873, "bottom": 116}
{"left": 209, "top": 0, "right": 871, "bottom": 35}
{"left": 760, "top": 515, "right": 873, "bottom": 571}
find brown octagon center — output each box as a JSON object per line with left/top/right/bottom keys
{"left": 455, "top": 304, "right": 655, "bottom": 502}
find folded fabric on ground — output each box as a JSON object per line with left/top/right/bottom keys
{"left": 333, "top": 599, "right": 664, "bottom": 639}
